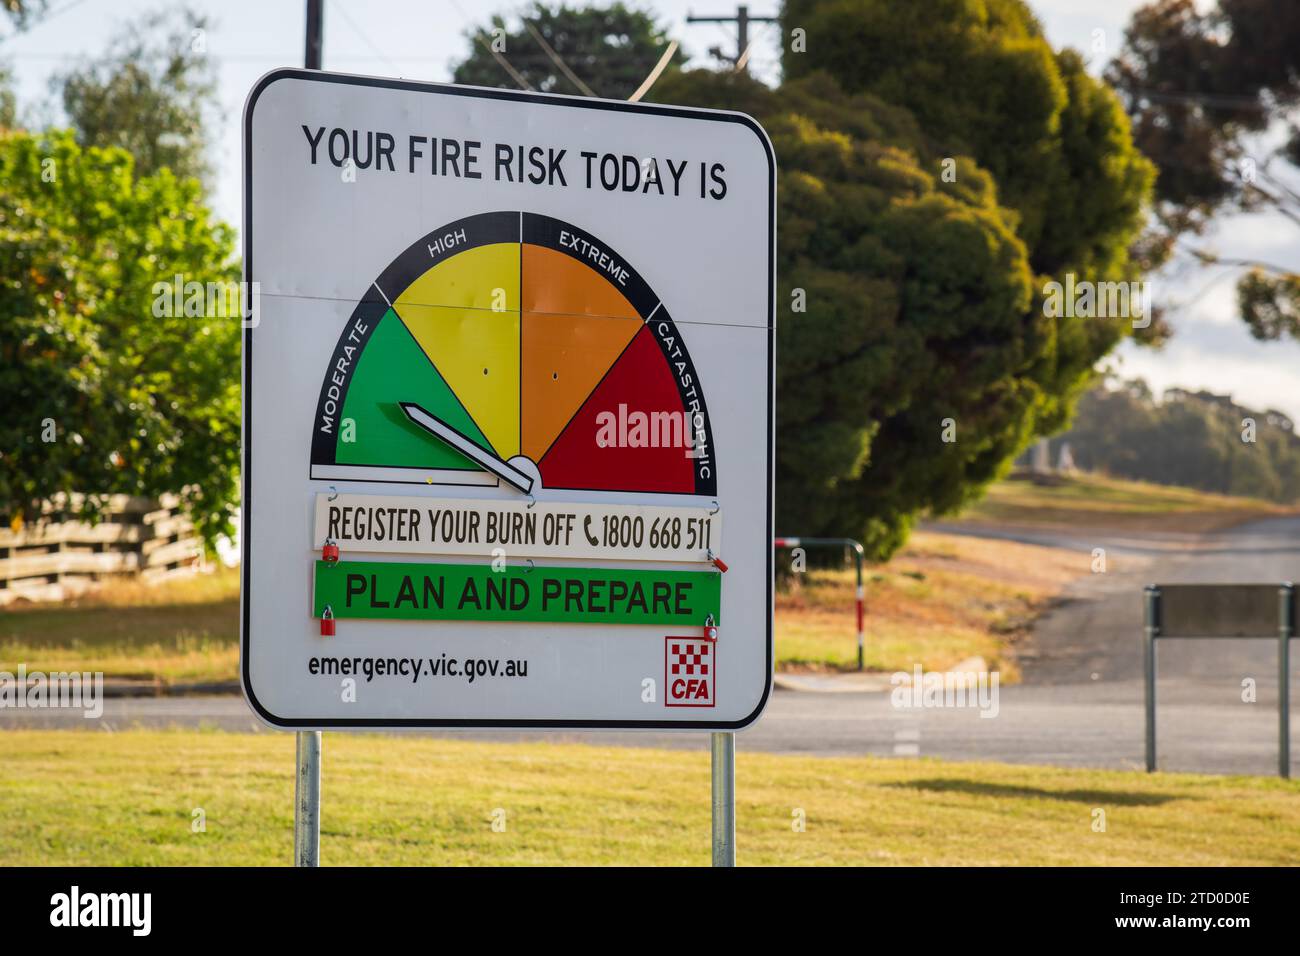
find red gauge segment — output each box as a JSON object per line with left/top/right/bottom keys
{"left": 539, "top": 326, "right": 697, "bottom": 494}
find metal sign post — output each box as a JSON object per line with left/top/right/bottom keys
{"left": 1144, "top": 582, "right": 1294, "bottom": 778}
{"left": 1279, "top": 584, "right": 1293, "bottom": 779}
{"left": 291, "top": 0, "right": 326, "bottom": 873}
{"left": 294, "top": 730, "right": 321, "bottom": 866}
{"left": 711, "top": 731, "right": 735, "bottom": 866}
{"left": 1143, "top": 586, "right": 1159, "bottom": 773}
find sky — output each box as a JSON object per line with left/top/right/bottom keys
{"left": 3, "top": 0, "right": 1297, "bottom": 418}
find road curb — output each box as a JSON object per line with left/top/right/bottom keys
{"left": 98, "top": 680, "right": 241, "bottom": 698}
{"left": 774, "top": 657, "right": 990, "bottom": 695}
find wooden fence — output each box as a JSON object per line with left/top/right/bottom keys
{"left": 0, "top": 493, "right": 204, "bottom": 605}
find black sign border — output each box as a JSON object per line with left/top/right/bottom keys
{"left": 242, "top": 68, "right": 775, "bottom": 730}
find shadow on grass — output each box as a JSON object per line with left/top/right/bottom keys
{"left": 886, "top": 778, "right": 1186, "bottom": 807}
{"left": 0, "top": 599, "right": 239, "bottom": 647}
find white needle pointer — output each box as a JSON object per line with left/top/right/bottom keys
{"left": 399, "top": 401, "right": 534, "bottom": 494}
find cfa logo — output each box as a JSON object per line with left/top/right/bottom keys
{"left": 665, "top": 637, "right": 714, "bottom": 707}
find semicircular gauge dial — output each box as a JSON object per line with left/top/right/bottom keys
{"left": 309, "top": 212, "right": 717, "bottom": 497}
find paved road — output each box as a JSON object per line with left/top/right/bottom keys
{"left": 5, "top": 517, "right": 1298, "bottom": 775}
{"left": 938, "top": 515, "right": 1300, "bottom": 685}
{"left": 1, "top": 678, "right": 1289, "bottom": 774}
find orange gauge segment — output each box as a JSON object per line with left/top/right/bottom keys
{"left": 521, "top": 311, "right": 642, "bottom": 462}
{"left": 520, "top": 242, "right": 642, "bottom": 319}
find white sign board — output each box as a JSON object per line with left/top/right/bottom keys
{"left": 241, "top": 70, "right": 774, "bottom": 729}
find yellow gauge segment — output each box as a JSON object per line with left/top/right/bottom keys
{"left": 393, "top": 244, "right": 521, "bottom": 457}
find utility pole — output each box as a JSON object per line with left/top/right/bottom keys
{"left": 305, "top": 0, "right": 324, "bottom": 70}
{"left": 296, "top": 4, "right": 325, "bottom": 868}
{"left": 686, "top": 5, "right": 778, "bottom": 72}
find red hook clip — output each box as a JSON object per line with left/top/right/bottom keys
{"left": 707, "top": 549, "right": 728, "bottom": 573}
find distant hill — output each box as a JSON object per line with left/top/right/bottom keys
{"left": 1041, "top": 379, "right": 1300, "bottom": 503}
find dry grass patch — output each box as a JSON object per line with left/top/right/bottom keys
{"left": 0, "top": 567, "right": 239, "bottom": 684}
{"left": 960, "top": 473, "right": 1292, "bottom": 534}
{"left": 776, "top": 531, "right": 1080, "bottom": 675}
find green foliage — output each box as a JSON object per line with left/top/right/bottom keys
{"left": 783, "top": 0, "right": 1154, "bottom": 281}
{"left": 784, "top": 0, "right": 1065, "bottom": 254}
{"left": 451, "top": 2, "right": 677, "bottom": 100}
{"left": 56, "top": 7, "right": 218, "bottom": 186}
{"left": 0, "top": 63, "right": 17, "bottom": 130}
{"left": 1108, "top": 0, "right": 1300, "bottom": 337}
{"left": 1240, "top": 270, "right": 1300, "bottom": 340}
{"left": 0, "top": 129, "right": 240, "bottom": 544}
{"left": 1108, "top": 0, "right": 1300, "bottom": 218}
{"left": 1052, "top": 379, "right": 1300, "bottom": 502}
{"left": 653, "top": 0, "right": 1153, "bottom": 559}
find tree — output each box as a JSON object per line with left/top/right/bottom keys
{"left": 451, "top": 2, "right": 677, "bottom": 100}
{"left": 0, "top": 130, "right": 240, "bottom": 544}
{"left": 1051, "top": 378, "right": 1300, "bottom": 502}
{"left": 655, "top": 70, "right": 1022, "bottom": 554}
{"left": 653, "top": 1, "right": 1154, "bottom": 557}
{"left": 0, "top": 0, "right": 43, "bottom": 127}
{"left": 55, "top": 6, "right": 219, "bottom": 185}
{"left": 0, "top": 1, "right": 46, "bottom": 30}
{"left": 1106, "top": 0, "right": 1300, "bottom": 341}
{"left": 783, "top": 0, "right": 1154, "bottom": 285}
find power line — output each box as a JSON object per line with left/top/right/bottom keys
{"left": 0, "top": 50, "right": 442, "bottom": 62}
{"left": 0, "top": 0, "right": 90, "bottom": 46}
{"left": 446, "top": 0, "right": 533, "bottom": 91}
{"left": 482, "top": 40, "right": 533, "bottom": 91}
{"left": 685, "top": 5, "right": 777, "bottom": 73}
{"left": 628, "top": 39, "right": 678, "bottom": 103}
{"left": 523, "top": 19, "right": 594, "bottom": 97}
{"left": 328, "top": 0, "right": 398, "bottom": 75}
{"left": 734, "top": 16, "right": 780, "bottom": 73}
{"left": 1128, "top": 86, "right": 1278, "bottom": 113}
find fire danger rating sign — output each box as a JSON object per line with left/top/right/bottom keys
{"left": 241, "top": 69, "right": 774, "bottom": 729}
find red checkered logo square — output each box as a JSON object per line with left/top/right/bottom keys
{"left": 665, "top": 636, "right": 714, "bottom": 707}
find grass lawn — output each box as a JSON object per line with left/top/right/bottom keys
{"left": 1, "top": 730, "right": 1296, "bottom": 866}
{"left": 959, "top": 471, "right": 1291, "bottom": 533}
{"left": 776, "top": 530, "right": 1080, "bottom": 676}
